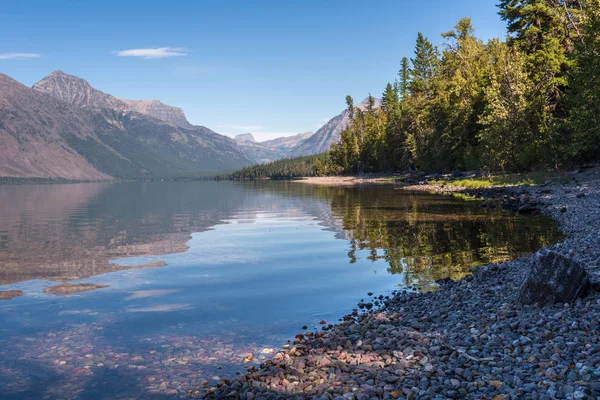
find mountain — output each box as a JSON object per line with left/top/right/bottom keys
{"left": 234, "top": 132, "right": 313, "bottom": 164}
{"left": 119, "top": 99, "right": 192, "bottom": 128}
{"left": 0, "top": 72, "right": 251, "bottom": 180}
{"left": 233, "top": 144, "right": 282, "bottom": 165}
{"left": 287, "top": 97, "right": 382, "bottom": 157}
{"left": 34, "top": 71, "right": 194, "bottom": 129}
{"left": 32, "top": 70, "right": 128, "bottom": 111}
{"left": 262, "top": 132, "right": 313, "bottom": 153}
{"left": 234, "top": 133, "right": 258, "bottom": 145}
{"left": 0, "top": 74, "right": 111, "bottom": 180}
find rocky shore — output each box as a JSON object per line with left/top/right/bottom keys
{"left": 204, "top": 167, "right": 600, "bottom": 400}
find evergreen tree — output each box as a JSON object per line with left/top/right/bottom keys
{"left": 345, "top": 95, "right": 354, "bottom": 119}
{"left": 410, "top": 33, "right": 440, "bottom": 95}
{"left": 498, "top": 0, "right": 582, "bottom": 102}
{"left": 437, "top": 17, "right": 487, "bottom": 169}
{"left": 397, "top": 57, "right": 411, "bottom": 99}
{"left": 381, "top": 82, "right": 399, "bottom": 113}
{"left": 568, "top": 0, "right": 600, "bottom": 161}
{"left": 367, "top": 94, "right": 376, "bottom": 114}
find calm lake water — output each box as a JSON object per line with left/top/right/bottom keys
{"left": 0, "top": 181, "right": 561, "bottom": 399}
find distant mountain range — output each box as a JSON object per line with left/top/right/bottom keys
{"left": 235, "top": 98, "right": 381, "bottom": 162}
{"left": 234, "top": 132, "right": 313, "bottom": 164}
{"left": 0, "top": 70, "right": 379, "bottom": 180}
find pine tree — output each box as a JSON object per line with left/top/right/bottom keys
{"left": 345, "top": 95, "right": 354, "bottom": 119}
{"left": 498, "top": 0, "right": 582, "bottom": 96}
{"left": 568, "top": 0, "right": 600, "bottom": 161}
{"left": 498, "top": 0, "right": 584, "bottom": 167}
{"left": 397, "top": 57, "right": 411, "bottom": 98}
{"left": 367, "top": 94, "right": 376, "bottom": 114}
{"left": 410, "top": 33, "right": 440, "bottom": 95}
{"left": 381, "top": 82, "right": 399, "bottom": 113}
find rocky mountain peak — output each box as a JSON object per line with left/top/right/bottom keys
{"left": 33, "top": 71, "right": 128, "bottom": 111}
{"left": 49, "top": 70, "right": 68, "bottom": 77}
{"left": 234, "top": 133, "right": 257, "bottom": 144}
{"left": 119, "top": 99, "right": 192, "bottom": 128}
{"left": 33, "top": 71, "right": 193, "bottom": 128}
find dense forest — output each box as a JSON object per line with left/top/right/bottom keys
{"left": 223, "top": 153, "right": 341, "bottom": 180}
{"left": 230, "top": 1, "right": 600, "bottom": 179}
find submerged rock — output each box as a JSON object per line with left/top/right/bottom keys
{"left": 518, "top": 202, "right": 540, "bottom": 214}
{"left": 0, "top": 290, "right": 24, "bottom": 300}
{"left": 518, "top": 250, "right": 590, "bottom": 306}
{"left": 44, "top": 283, "right": 109, "bottom": 295}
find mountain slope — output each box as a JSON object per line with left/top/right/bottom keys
{"left": 0, "top": 72, "right": 251, "bottom": 180}
{"left": 234, "top": 132, "right": 313, "bottom": 164}
{"left": 288, "top": 98, "right": 381, "bottom": 157}
{"left": 0, "top": 74, "right": 113, "bottom": 180}
{"left": 262, "top": 132, "right": 313, "bottom": 152}
{"left": 119, "top": 99, "right": 192, "bottom": 128}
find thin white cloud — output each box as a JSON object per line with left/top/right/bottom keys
{"left": 0, "top": 53, "right": 41, "bottom": 60}
{"left": 114, "top": 47, "right": 187, "bottom": 59}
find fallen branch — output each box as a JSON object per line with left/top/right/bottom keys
{"left": 430, "top": 333, "right": 496, "bottom": 362}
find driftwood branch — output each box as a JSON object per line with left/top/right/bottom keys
{"left": 431, "top": 333, "right": 496, "bottom": 362}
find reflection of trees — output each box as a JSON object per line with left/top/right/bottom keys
{"left": 320, "top": 186, "right": 560, "bottom": 288}
{"left": 241, "top": 183, "right": 561, "bottom": 288}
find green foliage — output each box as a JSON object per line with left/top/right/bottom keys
{"left": 224, "top": 154, "right": 341, "bottom": 180}
{"left": 396, "top": 57, "right": 411, "bottom": 98}
{"left": 431, "top": 171, "right": 569, "bottom": 188}
{"left": 567, "top": 0, "right": 600, "bottom": 161}
{"left": 326, "top": 3, "right": 600, "bottom": 175}
{"left": 410, "top": 33, "right": 440, "bottom": 96}
{"left": 381, "top": 83, "right": 399, "bottom": 113}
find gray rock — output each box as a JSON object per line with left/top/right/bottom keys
{"left": 518, "top": 250, "right": 591, "bottom": 306}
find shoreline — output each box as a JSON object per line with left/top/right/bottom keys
{"left": 204, "top": 167, "right": 600, "bottom": 399}
{"left": 294, "top": 175, "right": 400, "bottom": 187}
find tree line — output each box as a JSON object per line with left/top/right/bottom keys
{"left": 331, "top": 0, "right": 600, "bottom": 173}
{"left": 227, "top": 1, "right": 600, "bottom": 179}
{"left": 222, "top": 153, "right": 341, "bottom": 180}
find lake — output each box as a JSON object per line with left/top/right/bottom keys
{"left": 0, "top": 181, "right": 561, "bottom": 399}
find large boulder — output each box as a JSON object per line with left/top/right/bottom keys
{"left": 518, "top": 250, "right": 591, "bottom": 306}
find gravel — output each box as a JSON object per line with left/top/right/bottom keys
{"left": 204, "top": 167, "right": 600, "bottom": 400}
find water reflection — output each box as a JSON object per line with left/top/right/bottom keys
{"left": 0, "top": 181, "right": 561, "bottom": 399}
{"left": 322, "top": 186, "right": 558, "bottom": 287}
{"left": 0, "top": 182, "right": 245, "bottom": 283}
{"left": 0, "top": 181, "right": 560, "bottom": 287}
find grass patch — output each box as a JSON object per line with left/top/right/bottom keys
{"left": 431, "top": 171, "right": 570, "bottom": 189}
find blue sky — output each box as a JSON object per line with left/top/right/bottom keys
{"left": 1, "top": 0, "right": 506, "bottom": 141}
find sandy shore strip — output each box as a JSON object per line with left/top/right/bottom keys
{"left": 203, "top": 167, "right": 600, "bottom": 399}
{"left": 295, "top": 175, "right": 399, "bottom": 186}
